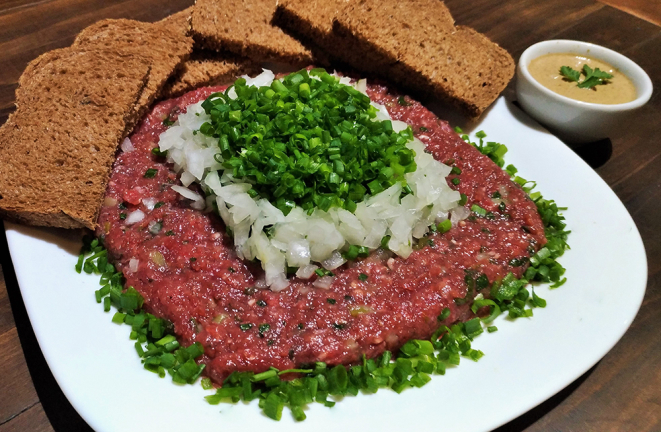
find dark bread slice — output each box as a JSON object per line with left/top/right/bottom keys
{"left": 161, "top": 50, "right": 259, "bottom": 99}
{"left": 272, "top": 0, "right": 349, "bottom": 66}
{"left": 191, "top": 0, "right": 313, "bottom": 66}
{"left": 273, "top": 0, "right": 454, "bottom": 69}
{"left": 0, "top": 48, "right": 151, "bottom": 229}
{"left": 72, "top": 17, "right": 194, "bottom": 131}
{"left": 332, "top": 0, "right": 514, "bottom": 117}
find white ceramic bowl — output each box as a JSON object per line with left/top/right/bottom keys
{"left": 516, "top": 39, "right": 653, "bottom": 143}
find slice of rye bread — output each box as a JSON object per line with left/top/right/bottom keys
{"left": 272, "top": 0, "right": 349, "bottom": 65}
{"left": 191, "top": 0, "right": 313, "bottom": 66}
{"left": 72, "top": 17, "right": 194, "bottom": 132}
{"left": 325, "top": 0, "right": 514, "bottom": 117}
{"left": 0, "top": 48, "right": 151, "bottom": 229}
{"left": 273, "top": 0, "right": 454, "bottom": 68}
{"left": 161, "top": 50, "right": 259, "bottom": 99}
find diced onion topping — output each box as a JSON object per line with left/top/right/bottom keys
{"left": 121, "top": 137, "right": 135, "bottom": 152}
{"left": 125, "top": 210, "right": 145, "bottom": 224}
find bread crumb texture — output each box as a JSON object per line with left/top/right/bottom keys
{"left": 192, "top": 0, "right": 313, "bottom": 65}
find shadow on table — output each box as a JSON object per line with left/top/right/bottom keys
{"left": 1, "top": 225, "right": 598, "bottom": 432}
{"left": 0, "top": 228, "right": 93, "bottom": 432}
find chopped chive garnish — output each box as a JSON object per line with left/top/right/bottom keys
{"left": 451, "top": 178, "right": 461, "bottom": 185}
{"left": 144, "top": 168, "right": 158, "bottom": 178}
{"left": 240, "top": 323, "right": 253, "bottom": 331}
{"left": 198, "top": 70, "right": 417, "bottom": 216}
{"left": 437, "top": 219, "right": 452, "bottom": 234}
{"left": 151, "top": 147, "right": 168, "bottom": 157}
{"left": 326, "top": 298, "right": 336, "bottom": 304}
{"left": 358, "top": 273, "right": 368, "bottom": 281}
{"left": 315, "top": 268, "right": 334, "bottom": 277}
{"left": 258, "top": 323, "right": 270, "bottom": 337}
{"left": 471, "top": 204, "right": 487, "bottom": 216}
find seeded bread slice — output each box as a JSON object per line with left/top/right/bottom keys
{"left": 191, "top": 0, "right": 313, "bottom": 66}
{"left": 161, "top": 51, "right": 259, "bottom": 99}
{"left": 331, "top": 0, "right": 514, "bottom": 117}
{"left": 0, "top": 48, "right": 151, "bottom": 229}
{"left": 72, "top": 17, "right": 194, "bottom": 131}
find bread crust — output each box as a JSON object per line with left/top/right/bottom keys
{"left": 191, "top": 0, "right": 313, "bottom": 65}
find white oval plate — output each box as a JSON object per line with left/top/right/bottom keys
{"left": 3, "top": 97, "right": 647, "bottom": 432}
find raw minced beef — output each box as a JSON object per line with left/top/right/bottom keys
{"left": 96, "top": 82, "right": 545, "bottom": 384}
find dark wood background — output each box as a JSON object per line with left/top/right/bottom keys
{"left": 0, "top": 0, "right": 659, "bottom": 431}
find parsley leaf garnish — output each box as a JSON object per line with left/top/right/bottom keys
{"left": 559, "top": 66, "right": 580, "bottom": 82}
{"left": 559, "top": 64, "right": 613, "bottom": 90}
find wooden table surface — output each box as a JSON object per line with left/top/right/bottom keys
{"left": 0, "top": 1, "right": 659, "bottom": 431}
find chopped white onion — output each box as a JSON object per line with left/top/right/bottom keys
{"left": 321, "top": 251, "right": 346, "bottom": 270}
{"left": 171, "top": 185, "right": 205, "bottom": 210}
{"left": 296, "top": 264, "right": 319, "bottom": 279}
{"left": 313, "top": 276, "right": 334, "bottom": 289}
{"left": 121, "top": 137, "right": 134, "bottom": 152}
{"left": 142, "top": 197, "right": 157, "bottom": 211}
{"left": 125, "top": 210, "right": 145, "bottom": 224}
{"left": 450, "top": 206, "right": 471, "bottom": 224}
{"left": 129, "top": 258, "right": 139, "bottom": 273}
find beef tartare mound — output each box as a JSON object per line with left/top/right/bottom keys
{"left": 96, "top": 78, "right": 545, "bottom": 385}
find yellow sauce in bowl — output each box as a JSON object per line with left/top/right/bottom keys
{"left": 528, "top": 53, "right": 637, "bottom": 104}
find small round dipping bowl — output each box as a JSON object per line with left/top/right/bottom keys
{"left": 516, "top": 39, "right": 653, "bottom": 143}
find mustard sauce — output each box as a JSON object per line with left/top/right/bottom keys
{"left": 528, "top": 53, "right": 637, "bottom": 104}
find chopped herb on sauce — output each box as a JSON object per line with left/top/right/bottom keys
{"left": 560, "top": 64, "right": 613, "bottom": 89}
